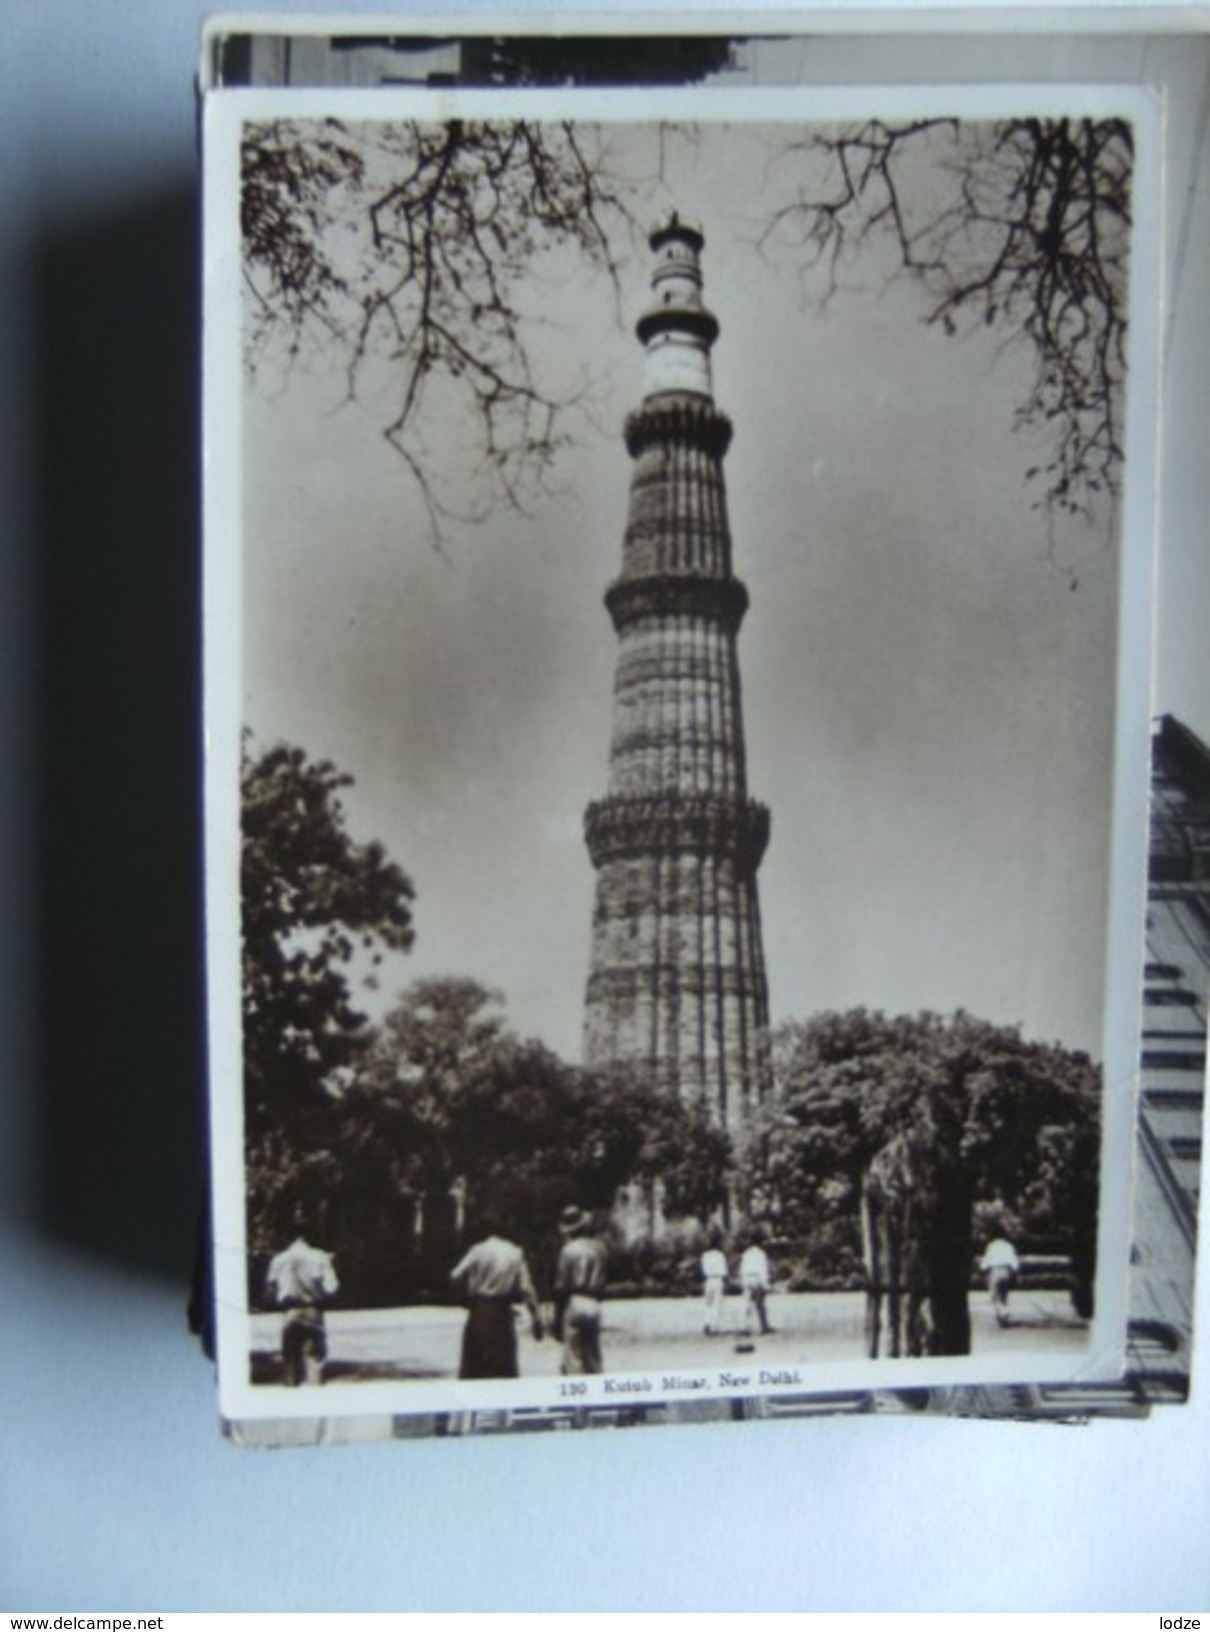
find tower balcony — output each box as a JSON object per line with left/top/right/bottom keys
{"left": 635, "top": 303, "right": 720, "bottom": 349}
{"left": 624, "top": 394, "right": 732, "bottom": 458}
{"left": 584, "top": 791, "right": 770, "bottom": 872}
{"left": 605, "top": 572, "right": 749, "bottom": 635}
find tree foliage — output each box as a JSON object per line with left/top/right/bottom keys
{"left": 739, "top": 1008, "right": 1101, "bottom": 1346}
{"left": 764, "top": 117, "right": 1132, "bottom": 516}
{"left": 241, "top": 736, "right": 415, "bottom": 1125}
{"left": 346, "top": 980, "right": 730, "bottom": 1293}
{"left": 238, "top": 738, "right": 1102, "bottom": 1329}
{"left": 245, "top": 969, "right": 731, "bottom": 1305}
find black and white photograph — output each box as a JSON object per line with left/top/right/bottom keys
{"left": 204, "top": 65, "right": 1160, "bottom": 1437}
{"left": 13, "top": 5, "right": 1210, "bottom": 1610}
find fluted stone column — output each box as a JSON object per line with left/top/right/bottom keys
{"left": 583, "top": 216, "right": 770, "bottom": 1132}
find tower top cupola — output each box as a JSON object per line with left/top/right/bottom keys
{"left": 635, "top": 213, "right": 720, "bottom": 399}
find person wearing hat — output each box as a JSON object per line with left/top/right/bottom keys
{"left": 553, "top": 1205, "right": 609, "bottom": 1375}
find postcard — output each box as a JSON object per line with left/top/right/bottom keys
{"left": 201, "top": 22, "right": 1184, "bottom": 1444}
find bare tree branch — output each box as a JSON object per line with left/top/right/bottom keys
{"left": 765, "top": 117, "right": 1132, "bottom": 516}
{"left": 241, "top": 118, "right": 636, "bottom": 534}
{"left": 244, "top": 115, "right": 1132, "bottom": 530}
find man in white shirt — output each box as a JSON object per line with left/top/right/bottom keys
{"left": 739, "top": 1230, "right": 773, "bottom": 1337}
{"left": 266, "top": 1232, "right": 340, "bottom": 1385}
{"left": 980, "top": 1236, "right": 1021, "bottom": 1327}
{"left": 699, "top": 1229, "right": 728, "bottom": 1336}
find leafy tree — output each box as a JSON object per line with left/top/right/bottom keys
{"left": 345, "top": 978, "right": 730, "bottom": 1297}
{"left": 241, "top": 737, "right": 415, "bottom": 1267}
{"left": 242, "top": 736, "right": 416, "bottom": 1111}
{"left": 353, "top": 976, "right": 510, "bottom": 1197}
{"left": 739, "top": 1008, "right": 1101, "bottom": 1352}
{"left": 242, "top": 939, "right": 729, "bottom": 1305}
{"left": 762, "top": 117, "right": 1132, "bottom": 515}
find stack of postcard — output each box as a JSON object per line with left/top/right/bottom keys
{"left": 198, "top": 14, "right": 1208, "bottom": 1448}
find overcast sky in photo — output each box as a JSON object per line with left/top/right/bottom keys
{"left": 242, "top": 115, "right": 1144, "bottom": 1066}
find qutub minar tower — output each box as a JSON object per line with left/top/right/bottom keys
{"left": 583, "top": 215, "right": 771, "bottom": 1132}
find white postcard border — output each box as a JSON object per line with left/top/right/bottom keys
{"left": 204, "top": 77, "right": 1161, "bottom": 1427}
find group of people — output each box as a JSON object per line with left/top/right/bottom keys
{"left": 267, "top": 1205, "right": 609, "bottom": 1387}
{"left": 699, "top": 1228, "right": 774, "bottom": 1338}
{"left": 265, "top": 1210, "right": 778, "bottom": 1388}
{"left": 264, "top": 1217, "right": 1024, "bottom": 1388}
{"left": 450, "top": 1205, "right": 608, "bottom": 1380}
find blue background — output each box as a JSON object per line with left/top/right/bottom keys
{"left": 2, "top": 0, "right": 1208, "bottom": 1611}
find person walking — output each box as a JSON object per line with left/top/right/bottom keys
{"left": 700, "top": 1228, "right": 729, "bottom": 1335}
{"left": 450, "top": 1215, "right": 544, "bottom": 1379}
{"left": 266, "top": 1227, "right": 340, "bottom": 1386}
{"left": 980, "top": 1235, "right": 1021, "bottom": 1327}
{"left": 739, "top": 1229, "right": 774, "bottom": 1337}
{"left": 553, "top": 1205, "right": 609, "bottom": 1375}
